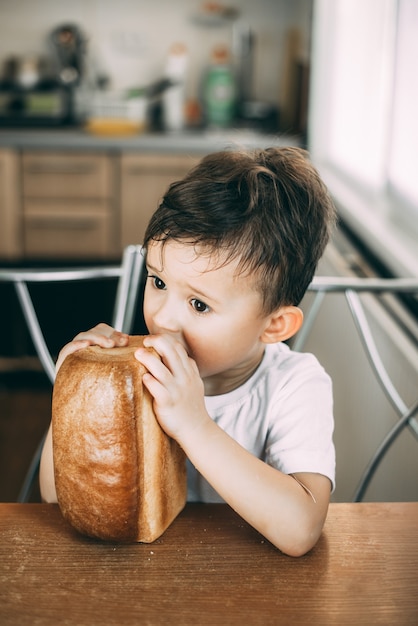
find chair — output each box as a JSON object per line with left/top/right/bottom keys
{"left": 0, "top": 245, "right": 145, "bottom": 502}
{"left": 2, "top": 257, "right": 417, "bottom": 503}
{"left": 293, "top": 276, "right": 418, "bottom": 501}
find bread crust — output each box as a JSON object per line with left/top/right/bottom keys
{"left": 52, "top": 336, "right": 187, "bottom": 542}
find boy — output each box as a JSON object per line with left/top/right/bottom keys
{"left": 40, "top": 147, "right": 336, "bottom": 557}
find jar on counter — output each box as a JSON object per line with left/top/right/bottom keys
{"left": 202, "top": 45, "right": 237, "bottom": 128}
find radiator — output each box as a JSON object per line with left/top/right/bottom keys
{"left": 296, "top": 228, "right": 418, "bottom": 502}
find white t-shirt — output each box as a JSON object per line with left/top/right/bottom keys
{"left": 187, "top": 342, "right": 335, "bottom": 502}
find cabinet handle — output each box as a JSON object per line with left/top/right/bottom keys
{"left": 26, "top": 163, "right": 97, "bottom": 175}
{"left": 125, "top": 167, "right": 181, "bottom": 175}
{"left": 126, "top": 167, "right": 150, "bottom": 175}
{"left": 27, "top": 218, "right": 101, "bottom": 230}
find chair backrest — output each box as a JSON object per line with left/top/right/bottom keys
{"left": 294, "top": 276, "right": 418, "bottom": 501}
{"left": 0, "top": 245, "right": 145, "bottom": 501}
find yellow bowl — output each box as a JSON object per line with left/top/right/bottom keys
{"left": 85, "top": 118, "right": 146, "bottom": 136}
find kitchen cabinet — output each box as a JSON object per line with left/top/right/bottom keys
{"left": 0, "top": 149, "right": 21, "bottom": 259}
{"left": 21, "top": 152, "right": 118, "bottom": 259}
{"left": 0, "top": 129, "right": 294, "bottom": 261}
{"left": 119, "top": 153, "right": 201, "bottom": 248}
{"left": 1, "top": 150, "right": 201, "bottom": 261}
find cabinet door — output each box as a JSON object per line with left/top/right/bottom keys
{"left": 23, "top": 203, "right": 113, "bottom": 259}
{"left": 21, "top": 151, "right": 117, "bottom": 260}
{"left": 120, "top": 153, "right": 200, "bottom": 248}
{"left": 0, "top": 150, "right": 21, "bottom": 259}
{"left": 22, "top": 152, "right": 113, "bottom": 199}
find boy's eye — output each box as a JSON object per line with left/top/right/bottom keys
{"left": 149, "top": 275, "right": 166, "bottom": 290}
{"left": 190, "top": 298, "right": 210, "bottom": 313}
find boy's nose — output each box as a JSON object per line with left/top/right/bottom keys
{"left": 151, "top": 302, "right": 181, "bottom": 335}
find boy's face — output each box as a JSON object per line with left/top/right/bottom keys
{"left": 143, "top": 240, "right": 272, "bottom": 394}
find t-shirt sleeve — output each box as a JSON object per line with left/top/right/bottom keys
{"left": 265, "top": 353, "right": 336, "bottom": 491}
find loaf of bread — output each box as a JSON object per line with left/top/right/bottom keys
{"left": 52, "top": 335, "right": 187, "bottom": 543}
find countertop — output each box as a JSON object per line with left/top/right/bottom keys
{"left": 0, "top": 127, "right": 300, "bottom": 154}
{"left": 2, "top": 502, "right": 418, "bottom": 625}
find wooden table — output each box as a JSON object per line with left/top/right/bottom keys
{"left": 1, "top": 502, "right": 417, "bottom": 625}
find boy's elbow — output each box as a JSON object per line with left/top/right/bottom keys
{"left": 279, "top": 535, "right": 319, "bottom": 558}
{"left": 268, "top": 518, "right": 324, "bottom": 557}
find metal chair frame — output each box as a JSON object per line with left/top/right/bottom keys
{"left": 0, "top": 245, "right": 144, "bottom": 502}
{"left": 1, "top": 259, "right": 417, "bottom": 503}
{"left": 294, "top": 276, "right": 418, "bottom": 501}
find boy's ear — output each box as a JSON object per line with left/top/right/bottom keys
{"left": 261, "top": 306, "right": 304, "bottom": 344}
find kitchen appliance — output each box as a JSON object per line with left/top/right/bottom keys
{"left": 232, "top": 23, "right": 279, "bottom": 131}
{"left": 0, "top": 24, "right": 88, "bottom": 127}
{"left": 0, "top": 56, "right": 74, "bottom": 127}
{"left": 0, "top": 85, "right": 73, "bottom": 127}
{"left": 49, "top": 24, "right": 87, "bottom": 87}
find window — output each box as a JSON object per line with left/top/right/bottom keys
{"left": 388, "top": 0, "right": 418, "bottom": 213}
{"left": 308, "top": 0, "right": 418, "bottom": 278}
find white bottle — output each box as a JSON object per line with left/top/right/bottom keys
{"left": 162, "top": 43, "right": 188, "bottom": 132}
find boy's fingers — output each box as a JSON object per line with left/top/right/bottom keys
{"left": 142, "top": 334, "right": 190, "bottom": 368}
{"left": 55, "top": 325, "right": 129, "bottom": 374}
{"left": 55, "top": 340, "right": 90, "bottom": 373}
{"left": 72, "top": 324, "right": 129, "bottom": 347}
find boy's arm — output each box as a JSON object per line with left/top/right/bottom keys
{"left": 40, "top": 406, "right": 330, "bottom": 553}
{"left": 39, "top": 323, "right": 129, "bottom": 502}
{"left": 182, "top": 422, "right": 330, "bottom": 557}
{"left": 39, "top": 425, "right": 56, "bottom": 502}
{"left": 136, "top": 335, "right": 331, "bottom": 557}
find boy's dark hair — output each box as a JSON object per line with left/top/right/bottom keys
{"left": 144, "top": 147, "right": 336, "bottom": 313}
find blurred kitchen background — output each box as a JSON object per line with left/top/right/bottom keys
{"left": 0, "top": 0, "right": 417, "bottom": 506}
{"left": 0, "top": 0, "right": 311, "bottom": 134}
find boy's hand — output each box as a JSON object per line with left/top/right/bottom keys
{"left": 135, "top": 334, "right": 209, "bottom": 442}
{"left": 55, "top": 323, "right": 129, "bottom": 374}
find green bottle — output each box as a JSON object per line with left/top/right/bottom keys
{"left": 203, "top": 45, "right": 236, "bottom": 128}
